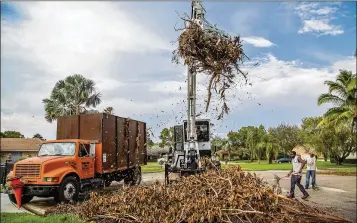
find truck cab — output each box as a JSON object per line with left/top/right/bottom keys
{"left": 6, "top": 139, "right": 98, "bottom": 204}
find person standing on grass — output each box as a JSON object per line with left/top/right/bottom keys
{"left": 305, "top": 152, "right": 317, "bottom": 189}
{"left": 286, "top": 151, "right": 309, "bottom": 199}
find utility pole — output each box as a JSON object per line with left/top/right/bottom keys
{"left": 186, "top": 0, "right": 205, "bottom": 169}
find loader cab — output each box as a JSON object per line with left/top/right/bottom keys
{"left": 174, "top": 119, "right": 211, "bottom": 157}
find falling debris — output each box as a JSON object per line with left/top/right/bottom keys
{"left": 172, "top": 16, "right": 249, "bottom": 120}
{"left": 48, "top": 166, "right": 349, "bottom": 223}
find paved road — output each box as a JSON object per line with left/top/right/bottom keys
{"left": 252, "top": 171, "right": 357, "bottom": 223}
{"left": 1, "top": 171, "right": 356, "bottom": 222}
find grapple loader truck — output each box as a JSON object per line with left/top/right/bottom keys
{"left": 5, "top": 113, "right": 147, "bottom": 207}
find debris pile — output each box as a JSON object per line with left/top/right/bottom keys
{"left": 172, "top": 19, "right": 248, "bottom": 120}
{"left": 49, "top": 166, "right": 349, "bottom": 223}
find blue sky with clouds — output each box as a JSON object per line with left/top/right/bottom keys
{"left": 1, "top": 1, "right": 356, "bottom": 140}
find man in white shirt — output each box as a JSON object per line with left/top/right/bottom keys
{"left": 305, "top": 152, "right": 317, "bottom": 189}
{"left": 286, "top": 151, "right": 309, "bottom": 199}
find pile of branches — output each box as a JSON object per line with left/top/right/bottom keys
{"left": 172, "top": 17, "right": 249, "bottom": 120}
{"left": 48, "top": 166, "right": 349, "bottom": 223}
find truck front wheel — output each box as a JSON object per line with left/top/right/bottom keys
{"left": 55, "top": 176, "right": 79, "bottom": 203}
{"left": 8, "top": 194, "right": 33, "bottom": 204}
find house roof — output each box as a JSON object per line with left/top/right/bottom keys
{"left": 0, "top": 138, "right": 43, "bottom": 152}
{"left": 147, "top": 146, "right": 170, "bottom": 156}
{"left": 216, "top": 150, "right": 229, "bottom": 155}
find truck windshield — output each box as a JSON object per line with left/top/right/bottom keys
{"left": 38, "top": 143, "right": 76, "bottom": 156}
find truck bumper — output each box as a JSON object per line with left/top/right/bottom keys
{"left": 22, "top": 185, "right": 59, "bottom": 197}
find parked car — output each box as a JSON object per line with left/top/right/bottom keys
{"left": 276, "top": 157, "right": 291, "bottom": 163}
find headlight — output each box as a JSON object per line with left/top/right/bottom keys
{"left": 43, "top": 177, "right": 59, "bottom": 182}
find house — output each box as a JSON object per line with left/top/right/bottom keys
{"left": 147, "top": 146, "right": 170, "bottom": 162}
{"left": 216, "top": 150, "right": 229, "bottom": 161}
{"left": 0, "top": 138, "right": 43, "bottom": 164}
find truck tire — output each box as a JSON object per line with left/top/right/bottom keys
{"left": 8, "top": 194, "right": 34, "bottom": 205}
{"left": 124, "top": 167, "right": 141, "bottom": 186}
{"left": 55, "top": 176, "right": 79, "bottom": 203}
{"left": 104, "top": 180, "right": 112, "bottom": 187}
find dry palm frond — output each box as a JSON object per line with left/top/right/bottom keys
{"left": 172, "top": 17, "right": 249, "bottom": 120}
{"left": 48, "top": 166, "right": 349, "bottom": 223}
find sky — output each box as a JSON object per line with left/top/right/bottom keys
{"left": 1, "top": 1, "right": 356, "bottom": 141}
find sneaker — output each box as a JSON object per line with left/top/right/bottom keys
{"left": 305, "top": 186, "right": 309, "bottom": 189}
{"left": 301, "top": 194, "right": 309, "bottom": 200}
{"left": 286, "top": 193, "right": 295, "bottom": 199}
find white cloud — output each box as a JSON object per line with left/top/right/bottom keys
{"left": 298, "top": 19, "right": 344, "bottom": 36}
{"left": 237, "top": 53, "right": 356, "bottom": 105}
{"left": 1, "top": 2, "right": 355, "bottom": 141}
{"left": 1, "top": 113, "right": 56, "bottom": 140}
{"left": 292, "top": 2, "right": 344, "bottom": 36}
{"left": 1, "top": 2, "right": 177, "bottom": 139}
{"left": 241, "top": 36, "right": 275, "bottom": 47}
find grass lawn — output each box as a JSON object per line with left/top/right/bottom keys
{"left": 141, "top": 161, "right": 355, "bottom": 174}
{"left": 0, "top": 213, "right": 84, "bottom": 223}
{"left": 224, "top": 160, "right": 356, "bottom": 173}
{"left": 141, "top": 162, "right": 164, "bottom": 173}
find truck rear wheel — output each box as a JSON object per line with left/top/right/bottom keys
{"left": 124, "top": 167, "right": 141, "bottom": 186}
{"left": 8, "top": 194, "right": 33, "bottom": 205}
{"left": 104, "top": 180, "right": 112, "bottom": 187}
{"left": 55, "top": 176, "right": 79, "bottom": 203}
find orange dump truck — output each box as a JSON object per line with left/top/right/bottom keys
{"left": 5, "top": 113, "right": 147, "bottom": 206}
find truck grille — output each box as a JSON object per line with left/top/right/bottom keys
{"left": 15, "top": 164, "right": 41, "bottom": 178}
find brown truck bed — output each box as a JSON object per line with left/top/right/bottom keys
{"left": 56, "top": 113, "right": 147, "bottom": 172}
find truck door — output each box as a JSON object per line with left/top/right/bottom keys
{"left": 78, "top": 143, "right": 95, "bottom": 179}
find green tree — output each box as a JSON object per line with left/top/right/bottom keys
{"left": 103, "top": 107, "right": 114, "bottom": 115}
{"left": 227, "top": 127, "right": 253, "bottom": 161}
{"left": 1, "top": 131, "right": 24, "bottom": 138}
{"left": 159, "top": 127, "right": 174, "bottom": 148}
{"left": 146, "top": 127, "right": 155, "bottom": 149}
{"left": 212, "top": 136, "right": 229, "bottom": 158}
{"left": 33, "top": 133, "right": 44, "bottom": 140}
{"left": 300, "top": 117, "right": 327, "bottom": 160}
{"left": 299, "top": 116, "right": 355, "bottom": 165}
{"left": 246, "top": 126, "right": 259, "bottom": 162}
{"left": 317, "top": 70, "right": 357, "bottom": 133}
{"left": 330, "top": 122, "right": 356, "bottom": 165}
{"left": 265, "top": 130, "right": 278, "bottom": 164}
{"left": 43, "top": 74, "right": 102, "bottom": 122}
{"left": 269, "top": 124, "right": 302, "bottom": 156}
{"left": 211, "top": 136, "right": 228, "bottom": 150}
{"left": 256, "top": 125, "right": 267, "bottom": 164}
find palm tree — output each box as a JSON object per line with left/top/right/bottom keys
{"left": 43, "top": 74, "right": 102, "bottom": 122}
{"left": 104, "top": 107, "right": 114, "bottom": 115}
{"left": 317, "top": 70, "right": 357, "bottom": 133}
